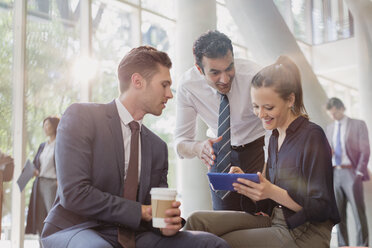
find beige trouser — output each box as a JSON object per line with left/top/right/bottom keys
{"left": 185, "top": 207, "right": 333, "bottom": 248}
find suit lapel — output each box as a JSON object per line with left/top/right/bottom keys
{"left": 344, "top": 118, "right": 352, "bottom": 159}
{"left": 106, "top": 101, "right": 125, "bottom": 187}
{"left": 344, "top": 118, "right": 351, "bottom": 144}
{"left": 138, "top": 126, "right": 152, "bottom": 203}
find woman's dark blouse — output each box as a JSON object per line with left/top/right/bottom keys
{"left": 258, "top": 116, "right": 340, "bottom": 229}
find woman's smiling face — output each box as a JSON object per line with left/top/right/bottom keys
{"left": 251, "top": 86, "right": 294, "bottom": 131}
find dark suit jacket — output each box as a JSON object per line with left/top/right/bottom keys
{"left": 41, "top": 101, "right": 169, "bottom": 247}
{"left": 326, "top": 117, "right": 370, "bottom": 181}
{"left": 26, "top": 142, "right": 48, "bottom": 234}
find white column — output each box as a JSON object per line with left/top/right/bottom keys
{"left": 344, "top": 0, "right": 372, "bottom": 170}
{"left": 175, "top": 0, "right": 216, "bottom": 218}
{"left": 80, "top": 0, "right": 92, "bottom": 102}
{"left": 343, "top": 2, "right": 372, "bottom": 244}
{"left": 225, "top": 0, "right": 330, "bottom": 128}
{"left": 11, "top": 1, "right": 27, "bottom": 247}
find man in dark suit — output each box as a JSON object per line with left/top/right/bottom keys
{"left": 325, "top": 97, "right": 370, "bottom": 247}
{"left": 41, "top": 46, "right": 229, "bottom": 248}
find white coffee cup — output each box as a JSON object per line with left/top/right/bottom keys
{"left": 150, "top": 188, "right": 177, "bottom": 228}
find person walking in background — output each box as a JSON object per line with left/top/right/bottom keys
{"left": 185, "top": 56, "right": 340, "bottom": 247}
{"left": 325, "top": 97, "right": 369, "bottom": 247}
{"left": 26, "top": 116, "right": 59, "bottom": 237}
{"left": 174, "top": 30, "right": 266, "bottom": 212}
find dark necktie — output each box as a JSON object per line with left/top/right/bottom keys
{"left": 334, "top": 122, "right": 342, "bottom": 165}
{"left": 118, "top": 121, "right": 140, "bottom": 248}
{"left": 212, "top": 94, "right": 231, "bottom": 199}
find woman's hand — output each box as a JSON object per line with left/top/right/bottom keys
{"left": 233, "top": 172, "right": 274, "bottom": 201}
{"left": 229, "top": 166, "right": 244, "bottom": 174}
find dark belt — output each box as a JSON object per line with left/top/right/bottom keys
{"left": 231, "top": 136, "right": 264, "bottom": 152}
{"left": 333, "top": 164, "right": 353, "bottom": 170}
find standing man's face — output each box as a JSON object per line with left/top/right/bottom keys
{"left": 327, "top": 106, "right": 345, "bottom": 121}
{"left": 196, "top": 50, "right": 235, "bottom": 95}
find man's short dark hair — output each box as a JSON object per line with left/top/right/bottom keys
{"left": 326, "top": 97, "right": 345, "bottom": 110}
{"left": 118, "top": 46, "right": 172, "bottom": 93}
{"left": 193, "top": 30, "right": 233, "bottom": 72}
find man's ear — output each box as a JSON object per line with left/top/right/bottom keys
{"left": 195, "top": 63, "right": 204, "bottom": 75}
{"left": 131, "top": 73, "right": 145, "bottom": 89}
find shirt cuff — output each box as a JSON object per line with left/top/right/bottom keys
{"left": 356, "top": 171, "right": 364, "bottom": 177}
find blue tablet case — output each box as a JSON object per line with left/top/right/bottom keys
{"left": 207, "top": 172, "right": 259, "bottom": 191}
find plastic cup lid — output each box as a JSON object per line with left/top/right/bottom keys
{"left": 150, "top": 187, "right": 177, "bottom": 196}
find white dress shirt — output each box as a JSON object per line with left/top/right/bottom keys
{"left": 39, "top": 140, "right": 57, "bottom": 179}
{"left": 332, "top": 116, "right": 352, "bottom": 166}
{"left": 115, "top": 98, "right": 142, "bottom": 180}
{"left": 175, "top": 59, "right": 266, "bottom": 158}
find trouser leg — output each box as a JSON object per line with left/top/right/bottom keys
{"left": 344, "top": 169, "right": 369, "bottom": 246}
{"left": 38, "top": 178, "right": 57, "bottom": 212}
{"left": 136, "top": 230, "right": 230, "bottom": 248}
{"left": 185, "top": 210, "right": 270, "bottom": 237}
{"left": 219, "top": 208, "right": 332, "bottom": 248}
{"left": 333, "top": 169, "right": 349, "bottom": 246}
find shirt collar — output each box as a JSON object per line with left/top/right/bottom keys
{"left": 335, "top": 115, "right": 348, "bottom": 126}
{"left": 272, "top": 116, "right": 307, "bottom": 137}
{"left": 115, "top": 98, "right": 142, "bottom": 130}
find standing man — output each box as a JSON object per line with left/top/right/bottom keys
{"left": 41, "top": 46, "right": 229, "bottom": 248}
{"left": 175, "top": 30, "right": 266, "bottom": 211}
{"left": 326, "top": 97, "right": 369, "bottom": 247}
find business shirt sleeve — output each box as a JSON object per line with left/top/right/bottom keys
{"left": 56, "top": 104, "right": 142, "bottom": 230}
{"left": 285, "top": 127, "right": 335, "bottom": 228}
{"left": 174, "top": 82, "right": 198, "bottom": 158}
{"left": 356, "top": 120, "right": 370, "bottom": 176}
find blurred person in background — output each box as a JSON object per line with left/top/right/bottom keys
{"left": 26, "top": 116, "right": 60, "bottom": 237}
{"left": 0, "top": 150, "right": 14, "bottom": 182}
{"left": 326, "top": 97, "right": 369, "bottom": 247}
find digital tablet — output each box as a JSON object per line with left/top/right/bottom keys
{"left": 207, "top": 172, "right": 259, "bottom": 191}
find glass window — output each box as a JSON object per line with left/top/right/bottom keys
{"left": 329, "top": 0, "right": 353, "bottom": 40}
{"left": 292, "top": 0, "right": 308, "bottom": 42}
{"left": 141, "top": 0, "right": 175, "bottom": 20}
{"left": 27, "top": 0, "right": 80, "bottom": 23}
{"left": 274, "top": 0, "right": 353, "bottom": 45}
{"left": 0, "top": 0, "right": 13, "bottom": 240}
{"left": 217, "top": 3, "right": 246, "bottom": 47}
{"left": 141, "top": 11, "right": 175, "bottom": 58}
{"left": 141, "top": 10, "right": 176, "bottom": 187}
{"left": 25, "top": 2, "right": 80, "bottom": 243}
{"left": 91, "top": 0, "right": 139, "bottom": 103}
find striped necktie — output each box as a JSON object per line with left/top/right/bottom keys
{"left": 212, "top": 94, "right": 231, "bottom": 199}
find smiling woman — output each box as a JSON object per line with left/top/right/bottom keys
{"left": 185, "top": 55, "right": 341, "bottom": 248}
